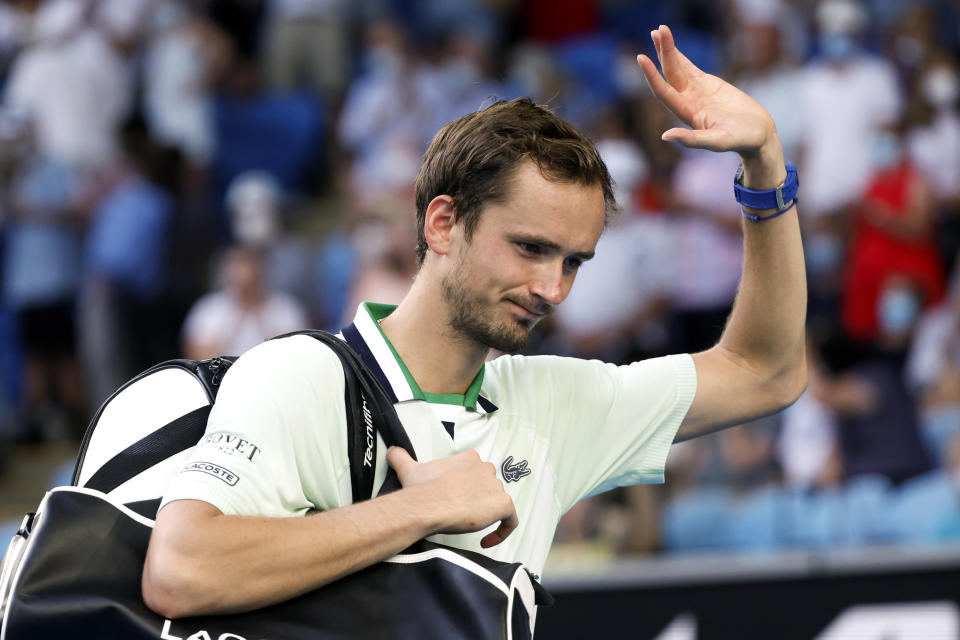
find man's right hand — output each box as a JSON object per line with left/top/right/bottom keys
{"left": 387, "top": 447, "right": 519, "bottom": 548}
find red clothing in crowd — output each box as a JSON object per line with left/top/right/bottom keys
{"left": 842, "top": 161, "right": 945, "bottom": 339}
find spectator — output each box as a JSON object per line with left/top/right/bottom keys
{"left": 666, "top": 147, "right": 743, "bottom": 353}
{"left": 143, "top": 0, "right": 231, "bottom": 168}
{"left": 78, "top": 118, "right": 178, "bottom": 408}
{"left": 337, "top": 20, "right": 442, "bottom": 198}
{"left": 728, "top": 0, "right": 805, "bottom": 164}
{"left": 841, "top": 123, "right": 945, "bottom": 341}
{"left": 225, "top": 170, "right": 317, "bottom": 318}
{"left": 0, "top": 0, "right": 38, "bottom": 84}
{"left": 777, "top": 387, "right": 843, "bottom": 490}
{"left": 3, "top": 0, "right": 133, "bottom": 171}
{"left": 811, "top": 280, "right": 933, "bottom": 484}
{"left": 906, "top": 265, "right": 960, "bottom": 466}
{"left": 430, "top": 31, "right": 505, "bottom": 133}
{"left": 1, "top": 149, "right": 85, "bottom": 439}
{"left": 552, "top": 107, "right": 673, "bottom": 362}
{"left": 906, "top": 54, "right": 960, "bottom": 266}
{"left": 261, "top": 0, "right": 350, "bottom": 108}
{"left": 798, "top": 0, "right": 901, "bottom": 220}
{"left": 182, "top": 245, "right": 309, "bottom": 360}
{"left": 341, "top": 198, "right": 418, "bottom": 325}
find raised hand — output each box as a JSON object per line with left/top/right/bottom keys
{"left": 387, "top": 447, "right": 519, "bottom": 548}
{"left": 637, "top": 25, "right": 784, "bottom": 184}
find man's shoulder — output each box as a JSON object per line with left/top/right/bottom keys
{"left": 485, "top": 352, "right": 695, "bottom": 396}
{"left": 483, "top": 353, "right": 607, "bottom": 403}
{"left": 222, "top": 333, "right": 347, "bottom": 392}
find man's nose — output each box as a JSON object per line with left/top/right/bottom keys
{"left": 529, "top": 260, "right": 566, "bottom": 306}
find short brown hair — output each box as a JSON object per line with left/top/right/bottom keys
{"left": 414, "top": 98, "right": 616, "bottom": 265}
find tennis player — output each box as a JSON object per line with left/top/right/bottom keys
{"left": 143, "top": 25, "right": 806, "bottom": 618}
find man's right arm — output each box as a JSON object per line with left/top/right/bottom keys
{"left": 142, "top": 447, "right": 517, "bottom": 619}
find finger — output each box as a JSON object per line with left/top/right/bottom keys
{"left": 662, "top": 127, "right": 734, "bottom": 152}
{"left": 636, "top": 54, "right": 694, "bottom": 124}
{"left": 654, "top": 25, "right": 703, "bottom": 88}
{"left": 386, "top": 446, "right": 413, "bottom": 472}
{"left": 480, "top": 509, "right": 519, "bottom": 549}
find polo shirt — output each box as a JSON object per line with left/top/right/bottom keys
{"left": 161, "top": 302, "right": 697, "bottom": 576}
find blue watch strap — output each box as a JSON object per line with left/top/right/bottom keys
{"left": 733, "top": 162, "right": 799, "bottom": 210}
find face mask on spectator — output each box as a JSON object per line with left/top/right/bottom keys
{"left": 922, "top": 67, "right": 959, "bottom": 109}
{"left": 366, "top": 46, "right": 403, "bottom": 78}
{"left": 806, "top": 232, "right": 843, "bottom": 275}
{"left": 440, "top": 59, "right": 481, "bottom": 95}
{"left": 871, "top": 132, "right": 903, "bottom": 170}
{"left": 819, "top": 33, "right": 858, "bottom": 61}
{"left": 877, "top": 286, "right": 920, "bottom": 335}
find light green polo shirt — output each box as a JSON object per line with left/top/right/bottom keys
{"left": 161, "top": 302, "right": 697, "bottom": 576}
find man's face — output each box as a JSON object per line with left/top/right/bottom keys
{"left": 441, "top": 161, "right": 606, "bottom": 353}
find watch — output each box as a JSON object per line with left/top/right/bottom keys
{"left": 733, "top": 161, "right": 799, "bottom": 210}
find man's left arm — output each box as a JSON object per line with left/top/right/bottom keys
{"left": 637, "top": 26, "right": 807, "bottom": 441}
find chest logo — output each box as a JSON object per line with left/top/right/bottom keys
{"left": 501, "top": 456, "right": 531, "bottom": 483}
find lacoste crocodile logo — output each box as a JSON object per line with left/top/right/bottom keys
{"left": 501, "top": 456, "right": 531, "bottom": 483}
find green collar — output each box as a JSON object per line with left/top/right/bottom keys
{"left": 363, "top": 302, "right": 486, "bottom": 410}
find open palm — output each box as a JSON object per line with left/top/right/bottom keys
{"left": 637, "top": 25, "right": 777, "bottom": 157}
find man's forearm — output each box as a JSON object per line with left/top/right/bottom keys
{"left": 144, "top": 448, "right": 517, "bottom": 619}
{"left": 143, "top": 485, "right": 445, "bottom": 619}
{"left": 719, "top": 139, "right": 807, "bottom": 399}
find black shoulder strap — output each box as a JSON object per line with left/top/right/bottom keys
{"left": 83, "top": 406, "right": 212, "bottom": 494}
{"left": 292, "top": 330, "right": 415, "bottom": 502}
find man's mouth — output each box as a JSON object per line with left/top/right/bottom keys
{"left": 506, "top": 299, "right": 549, "bottom": 320}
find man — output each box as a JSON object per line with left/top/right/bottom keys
{"left": 143, "top": 26, "right": 806, "bottom": 618}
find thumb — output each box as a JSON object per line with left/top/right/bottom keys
{"left": 386, "top": 446, "right": 414, "bottom": 471}
{"left": 662, "top": 127, "right": 731, "bottom": 152}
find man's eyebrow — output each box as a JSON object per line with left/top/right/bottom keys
{"left": 509, "top": 234, "right": 595, "bottom": 261}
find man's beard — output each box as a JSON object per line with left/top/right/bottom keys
{"left": 441, "top": 270, "right": 534, "bottom": 354}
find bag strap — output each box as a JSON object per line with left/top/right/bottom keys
{"left": 292, "top": 330, "right": 416, "bottom": 501}
{"left": 82, "top": 406, "right": 213, "bottom": 493}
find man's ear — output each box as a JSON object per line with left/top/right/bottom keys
{"left": 423, "top": 195, "right": 457, "bottom": 257}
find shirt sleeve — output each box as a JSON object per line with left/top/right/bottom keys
{"left": 490, "top": 353, "right": 697, "bottom": 512}
{"left": 159, "top": 334, "right": 350, "bottom": 518}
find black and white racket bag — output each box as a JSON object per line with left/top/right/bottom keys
{"left": 0, "top": 330, "right": 550, "bottom": 639}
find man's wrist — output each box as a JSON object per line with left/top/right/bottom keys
{"left": 737, "top": 139, "right": 786, "bottom": 191}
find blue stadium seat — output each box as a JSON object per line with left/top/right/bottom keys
{"left": 886, "top": 470, "right": 960, "bottom": 544}
{"left": 661, "top": 486, "right": 729, "bottom": 552}
{"left": 721, "top": 485, "right": 790, "bottom": 551}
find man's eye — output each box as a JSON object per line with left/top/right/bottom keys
{"left": 564, "top": 257, "right": 583, "bottom": 270}
{"left": 517, "top": 242, "right": 541, "bottom": 254}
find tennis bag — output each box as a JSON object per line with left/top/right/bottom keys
{"left": 0, "top": 330, "right": 550, "bottom": 640}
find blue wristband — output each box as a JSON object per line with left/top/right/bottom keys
{"left": 740, "top": 199, "right": 797, "bottom": 223}
{"left": 733, "top": 161, "right": 799, "bottom": 211}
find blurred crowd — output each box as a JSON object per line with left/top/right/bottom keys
{"left": 1, "top": 0, "right": 959, "bottom": 560}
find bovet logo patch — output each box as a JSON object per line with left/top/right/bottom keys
{"left": 199, "top": 432, "right": 262, "bottom": 461}
{"left": 183, "top": 461, "right": 240, "bottom": 486}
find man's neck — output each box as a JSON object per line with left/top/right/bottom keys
{"left": 377, "top": 279, "right": 488, "bottom": 397}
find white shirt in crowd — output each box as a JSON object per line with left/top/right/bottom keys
{"left": 798, "top": 55, "right": 901, "bottom": 217}
{"left": 182, "top": 290, "right": 310, "bottom": 358}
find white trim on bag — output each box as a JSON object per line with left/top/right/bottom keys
{"left": 46, "top": 486, "right": 158, "bottom": 528}
{"left": 508, "top": 566, "right": 538, "bottom": 637}
{"left": 384, "top": 548, "right": 511, "bottom": 598}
